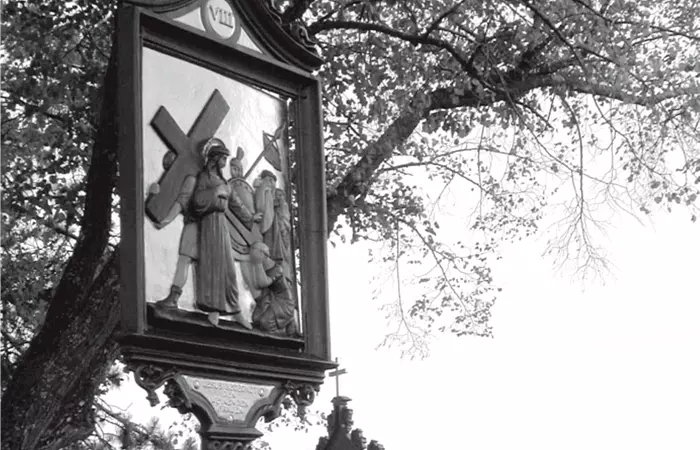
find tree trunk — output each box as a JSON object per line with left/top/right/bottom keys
{"left": 1, "top": 253, "right": 122, "bottom": 450}
{"left": 0, "top": 21, "right": 121, "bottom": 449}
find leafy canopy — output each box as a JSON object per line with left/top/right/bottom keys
{"left": 311, "top": 0, "right": 700, "bottom": 354}
{"left": 1, "top": 0, "right": 699, "bottom": 448}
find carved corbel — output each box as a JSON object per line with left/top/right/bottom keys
{"left": 128, "top": 363, "right": 178, "bottom": 406}
{"left": 283, "top": 381, "right": 320, "bottom": 419}
{"left": 163, "top": 378, "right": 193, "bottom": 414}
{"left": 160, "top": 375, "right": 293, "bottom": 449}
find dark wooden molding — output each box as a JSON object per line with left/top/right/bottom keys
{"left": 119, "top": 334, "right": 336, "bottom": 383}
{"left": 117, "top": 4, "right": 147, "bottom": 334}
{"left": 124, "top": 0, "right": 324, "bottom": 71}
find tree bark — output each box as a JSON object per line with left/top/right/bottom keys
{"left": 0, "top": 21, "right": 121, "bottom": 450}
{"left": 0, "top": 253, "right": 122, "bottom": 450}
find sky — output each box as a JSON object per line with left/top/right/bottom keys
{"left": 108, "top": 210, "right": 700, "bottom": 450}
{"left": 264, "top": 211, "right": 700, "bottom": 450}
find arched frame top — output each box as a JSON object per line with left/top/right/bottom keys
{"left": 123, "top": 0, "right": 323, "bottom": 72}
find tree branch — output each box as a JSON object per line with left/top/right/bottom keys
{"left": 421, "top": 1, "right": 467, "bottom": 38}
{"left": 548, "top": 77, "right": 690, "bottom": 106}
{"left": 307, "top": 19, "right": 481, "bottom": 79}
{"left": 281, "top": 0, "right": 314, "bottom": 25}
{"left": 517, "top": 0, "right": 587, "bottom": 70}
{"left": 326, "top": 70, "right": 562, "bottom": 233}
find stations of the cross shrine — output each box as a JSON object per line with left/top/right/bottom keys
{"left": 116, "top": 0, "right": 335, "bottom": 448}
{"left": 114, "top": 0, "right": 386, "bottom": 448}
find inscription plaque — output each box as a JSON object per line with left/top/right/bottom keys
{"left": 183, "top": 375, "right": 275, "bottom": 422}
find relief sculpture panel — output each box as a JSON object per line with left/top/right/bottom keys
{"left": 142, "top": 48, "right": 300, "bottom": 337}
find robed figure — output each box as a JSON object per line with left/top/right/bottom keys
{"left": 191, "top": 140, "right": 239, "bottom": 324}
{"left": 273, "top": 188, "right": 293, "bottom": 281}
{"left": 248, "top": 242, "right": 300, "bottom": 337}
{"left": 150, "top": 138, "right": 251, "bottom": 329}
{"left": 254, "top": 171, "right": 293, "bottom": 282}
{"left": 227, "top": 147, "right": 257, "bottom": 230}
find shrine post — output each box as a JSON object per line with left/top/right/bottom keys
{"left": 115, "top": 1, "right": 336, "bottom": 447}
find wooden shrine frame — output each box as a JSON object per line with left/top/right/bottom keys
{"left": 116, "top": 1, "right": 334, "bottom": 395}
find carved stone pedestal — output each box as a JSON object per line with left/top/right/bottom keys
{"left": 129, "top": 362, "right": 321, "bottom": 450}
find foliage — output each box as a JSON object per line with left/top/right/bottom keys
{"left": 1, "top": 0, "right": 114, "bottom": 394}
{"left": 313, "top": 0, "right": 700, "bottom": 354}
{"left": 1, "top": 0, "right": 699, "bottom": 448}
{"left": 73, "top": 403, "right": 199, "bottom": 450}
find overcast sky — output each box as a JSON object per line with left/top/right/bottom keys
{"left": 263, "top": 210, "right": 700, "bottom": 450}
{"left": 110, "top": 210, "right": 699, "bottom": 449}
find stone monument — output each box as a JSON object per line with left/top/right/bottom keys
{"left": 115, "top": 1, "right": 335, "bottom": 447}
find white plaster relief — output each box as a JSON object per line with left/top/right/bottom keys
{"left": 141, "top": 48, "right": 288, "bottom": 322}
{"left": 237, "top": 29, "right": 263, "bottom": 53}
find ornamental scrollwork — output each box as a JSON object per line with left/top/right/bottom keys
{"left": 283, "top": 381, "right": 319, "bottom": 419}
{"left": 128, "top": 363, "right": 178, "bottom": 406}
{"left": 262, "top": 0, "right": 319, "bottom": 54}
{"left": 163, "top": 378, "right": 193, "bottom": 414}
{"left": 205, "top": 439, "right": 254, "bottom": 450}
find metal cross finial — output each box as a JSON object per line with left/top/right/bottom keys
{"left": 327, "top": 358, "right": 347, "bottom": 398}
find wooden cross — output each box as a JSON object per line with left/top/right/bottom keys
{"left": 145, "top": 89, "right": 230, "bottom": 223}
{"left": 328, "top": 358, "right": 347, "bottom": 398}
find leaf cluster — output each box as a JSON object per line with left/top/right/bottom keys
{"left": 1, "top": 0, "right": 115, "bottom": 384}
{"left": 309, "top": 0, "right": 700, "bottom": 350}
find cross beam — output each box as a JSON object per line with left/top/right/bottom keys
{"left": 146, "top": 89, "right": 230, "bottom": 223}
{"left": 327, "top": 358, "right": 347, "bottom": 398}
